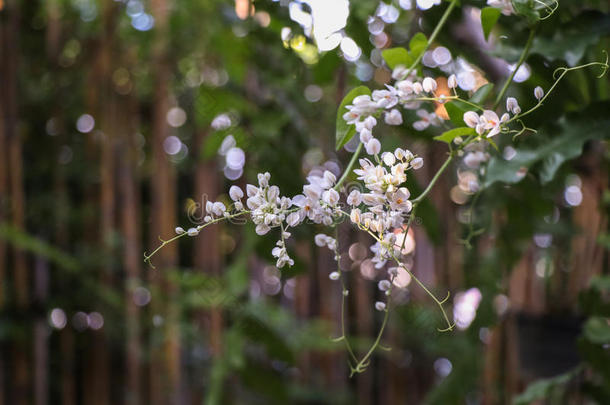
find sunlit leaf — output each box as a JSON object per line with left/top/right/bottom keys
{"left": 381, "top": 47, "right": 413, "bottom": 69}
{"left": 434, "top": 127, "right": 475, "bottom": 143}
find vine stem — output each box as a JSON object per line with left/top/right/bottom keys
{"left": 334, "top": 142, "right": 362, "bottom": 191}
{"left": 493, "top": 27, "right": 537, "bottom": 109}
{"left": 143, "top": 211, "right": 249, "bottom": 268}
{"left": 403, "top": 0, "right": 459, "bottom": 78}
{"left": 413, "top": 153, "right": 454, "bottom": 205}
{"left": 506, "top": 57, "right": 609, "bottom": 124}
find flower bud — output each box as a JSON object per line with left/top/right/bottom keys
{"left": 411, "top": 157, "right": 424, "bottom": 170}
{"left": 229, "top": 185, "right": 244, "bottom": 201}
{"left": 534, "top": 86, "right": 544, "bottom": 101}
{"left": 422, "top": 77, "right": 438, "bottom": 93}
{"left": 447, "top": 74, "right": 457, "bottom": 89}
{"left": 365, "top": 138, "right": 381, "bottom": 155}
{"left": 375, "top": 301, "right": 386, "bottom": 311}
{"left": 463, "top": 111, "right": 480, "bottom": 128}
{"left": 175, "top": 227, "right": 185, "bottom": 234}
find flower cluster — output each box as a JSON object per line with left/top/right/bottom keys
{"left": 347, "top": 148, "right": 422, "bottom": 267}
{"left": 342, "top": 75, "right": 447, "bottom": 155}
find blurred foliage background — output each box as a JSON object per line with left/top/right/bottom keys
{"left": 0, "top": 0, "right": 609, "bottom": 404}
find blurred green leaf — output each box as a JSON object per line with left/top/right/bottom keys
{"left": 381, "top": 47, "right": 413, "bottom": 69}
{"left": 485, "top": 102, "right": 610, "bottom": 187}
{"left": 513, "top": 367, "right": 581, "bottom": 405}
{"left": 470, "top": 83, "right": 494, "bottom": 105}
{"left": 481, "top": 7, "right": 501, "bottom": 41}
{"left": 409, "top": 32, "right": 428, "bottom": 60}
{"left": 583, "top": 317, "right": 610, "bottom": 345}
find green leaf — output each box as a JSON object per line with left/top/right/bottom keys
{"left": 583, "top": 317, "right": 610, "bottom": 345}
{"left": 469, "top": 83, "right": 494, "bottom": 105}
{"left": 434, "top": 127, "right": 476, "bottom": 143}
{"left": 530, "top": 11, "right": 610, "bottom": 66}
{"left": 444, "top": 101, "right": 473, "bottom": 127}
{"left": 513, "top": 367, "right": 581, "bottom": 405}
{"left": 481, "top": 7, "right": 501, "bottom": 41}
{"left": 484, "top": 102, "right": 610, "bottom": 187}
{"left": 336, "top": 86, "right": 371, "bottom": 150}
{"left": 409, "top": 32, "right": 428, "bottom": 60}
{"left": 381, "top": 47, "right": 413, "bottom": 69}
{"left": 511, "top": 0, "right": 541, "bottom": 25}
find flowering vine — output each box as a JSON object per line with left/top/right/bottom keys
{"left": 144, "top": 0, "right": 608, "bottom": 376}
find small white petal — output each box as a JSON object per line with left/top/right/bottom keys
{"left": 229, "top": 185, "right": 244, "bottom": 201}
{"left": 365, "top": 138, "right": 381, "bottom": 155}
{"left": 411, "top": 157, "right": 424, "bottom": 170}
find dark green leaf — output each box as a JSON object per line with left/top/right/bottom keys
{"left": 336, "top": 86, "right": 371, "bottom": 150}
{"left": 444, "top": 101, "right": 474, "bottom": 127}
{"left": 511, "top": 0, "right": 541, "bottom": 25}
{"left": 484, "top": 102, "right": 610, "bottom": 187}
{"left": 434, "top": 127, "right": 476, "bottom": 143}
{"left": 481, "top": 7, "right": 501, "bottom": 41}
{"left": 469, "top": 83, "right": 494, "bottom": 105}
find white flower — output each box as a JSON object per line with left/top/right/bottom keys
{"left": 384, "top": 109, "right": 403, "bottom": 126}
{"left": 286, "top": 212, "right": 301, "bottom": 227}
{"left": 229, "top": 185, "right": 244, "bottom": 201}
{"left": 314, "top": 234, "right": 337, "bottom": 250}
{"left": 347, "top": 190, "right": 362, "bottom": 206}
{"left": 187, "top": 228, "right": 199, "bottom": 236}
{"left": 382, "top": 152, "right": 396, "bottom": 166}
{"left": 343, "top": 110, "right": 361, "bottom": 125}
{"left": 534, "top": 86, "right": 544, "bottom": 101}
{"left": 322, "top": 189, "right": 340, "bottom": 206}
{"left": 422, "top": 77, "right": 438, "bottom": 93}
{"left": 412, "top": 82, "right": 423, "bottom": 94}
{"left": 359, "top": 128, "right": 373, "bottom": 144}
{"left": 350, "top": 208, "right": 361, "bottom": 223}
{"left": 218, "top": 135, "right": 236, "bottom": 155}
{"left": 365, "top": 138, "right": 381, "bottom": 155}
{"left": 506, "top": 97, "right": 521, "bottom": 114}
{"left": 479, "top": 110, "right": 507, "bottom": 137}
{"left": 211, "top": 113, "right": 232, "bottom": 130}
{"left": 487, "top": 0, "right": 514, "bottom": 16}
{"left": 378, "top": 280, "right": 391, "bottom": 291}
{"left": 448, "top": 74, "right": 457, "bottom": 89}
{"left": 372, "top": 89, "right": 398, "bottom": 109}
{"left": 212, "top": 202, "right": 226, "bottom": 216}
{"left": 392, "top": 65, "right": 408, "bottom": 80}
{"left": 272, "top": 241, "right": 294, "bottom": 268}
{"left": 375, "top": 301, "right": 386, "bottom": 311}
{"left": 463, "top": 111, "right": 480, "bottom": 128}
{"left": 255, "top": 223, "right": 271, "bottom": 235}
{"left": 411, "top": 157, "right": 424, "bottom": 170}
{"left": 413, "top": 109, "right": 440, "bottom": 131}
{"left": 329, "top": 271, "right": 340, "bottom": 281}
{"left": 363, "top": 115, "right": 377, "bottom": 130}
